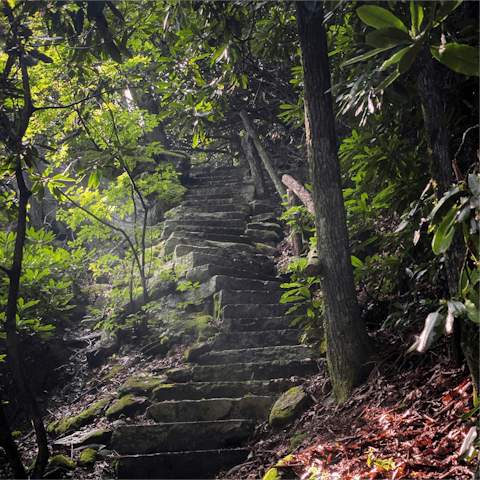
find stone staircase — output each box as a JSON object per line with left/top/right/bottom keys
{"left": 112, "top": 166, "right": 318, "bottom": 479}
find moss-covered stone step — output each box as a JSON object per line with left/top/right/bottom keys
{"left": 212, "top": 329, "right": 300, "bottom": 350}
{"left": 181, "top": 202, "right": 251, "bottom": 214}
{"left": 164, "top": 231, "right": 253, "bottom": 252}
{"left": 221, "top": 303, "right": 303, "bottom": 319}
{"left": 167, "top": 217, "right": 247, "bottom": 231}
{"left": 197, "top": 345, "right": 314, "bottom": 365}
{"left": 186, "top": 263, "right": 279, "bottom": 284}
{"left": 166, "top": 359, "right": 319, "bottom": 383}
{"left": 147, "top": 396, "right": 273, "bottom": 423}
{"left": 110, "top": 420, "right": 256, "bottom": 454}
{"left": 173, "top": 244, "right": 272, "bottom": 264}
{"left": 221, "top": 316, "right": 294, "bottom": 332}
{"left": 169, "top": 209, "right": 249, "bottom": 223}
{"left": 151, "top": 379, "right": 285, "bottom": 401}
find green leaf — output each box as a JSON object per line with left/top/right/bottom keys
{"left": 351, "top": 255, "right": 364, "bottom": 268}
{"left": 447, "top": 300, "right": 466, "bottom": 317}
{"left": 398, "top": 38, "right": 425, "bottom": 74}
{"left": 343, "top": 46, "right": 394, "bottom": 66}
{"left": 380, "top": 46, "right": 411, "bottom": 70}
{"left": 357, "top": 5, "right": 408, "bottom": 33}
{"left": 88, "top": 170, "right": 102, "bottom": 189}
{"left": 428, "top": 186, "right": 462, "bottom": 226}
{"left": 410, "top": 2, "right": 424, "bottom": 35}
{"left": 468, "top": 173, "right": 480, "bottom": 197}
{"left": 365, "top": 28, "right": 413, "bottom": 49}
{"left": 434, "top": 1, "right": 462, "bottom": 27}
{"left": 299, "top": 287, "right": 311, "bottom": 299}
{"left": 465, "top": 299, "right": 480, "bottom": 324}
{"left": 431, "top": 44, "right": 479, "bottom": 77}
{"left": 432, "top": 207, "right": 457, "bottom": 255}
{"left": 416, "top": 311, "right": 446, "bottom": 353}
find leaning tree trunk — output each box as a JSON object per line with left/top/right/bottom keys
{"left": 296, "top": 2, "right": 373, "bottom": 403}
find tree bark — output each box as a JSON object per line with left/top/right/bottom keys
{"left": 241, "top": 132, "right": 267, "bottom": 199}
{"left": 239, "top": 110, "right": 287, "bottom": 199}
{"left": 296, "top": 1, "right": 373, "bottom": 403}
{"left": 282, "top": 174, "right": 315, "bottom": 214}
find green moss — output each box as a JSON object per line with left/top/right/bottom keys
{"left": 78, "top": 428, "right": 112, "bottom": 445}
{"left": 106, "top": 394, "right": 145, "bottom": 420}
{"left": 101, "top": 364, "right": 123, "bottom": 381}
{"left": 78, "top": 448, "right": 97, "bottom": 468}
{"left": 117, "top": 375, "right": 166, "bottom": 398}
{"left": 46, "top": 420, "right": 59, "bottom": 433}
{"left": 263, "top": 468, "right": 280, "bottom": 480}
{"left": 55, "top": 398, "right": 110, "bottom": 435}
{"left": 269, "top": 387, "right": 309, "bottom": 428}
{"left": 49, "top": 455, "right": 75, "bottom": 469}
{"left": 184, "top": 315, "right": 218, "bottom": 342}
{"left": 288, "top": 433, "right": 308, "bottom": 453}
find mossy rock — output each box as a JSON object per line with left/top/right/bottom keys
{"left": 288, "top": 433, "right": 308, "bottom": 453}
{"left": 78, "top": 448, "right": 97, "bottom": 468}
{"left": 117, "top": 375, "right": 167, "bottom": 398}
{"left": 46, "top": 420, "right": 59, "bottom": 434}
{"left": 55, "top": 398, "right": 110, "bottom": 435}
{"left": 184, "top": 315, "right": 219, "bottom": 342}
{"left": 106, "top": 394, "right": 149, "bottom": 420}
{"left": 269, "top": 387, "right": 311, "bottom": 428}
{"left": 184, "top": 342, "right": 212, "bottom": 362}
{"left": 78, "top": 428, "right": 112, "bottom": 446}
{"left": 49, "top": 455, "right": 76, "bottom": 469}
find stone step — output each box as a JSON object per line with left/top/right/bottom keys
{"left": 173, "top": 245, "right": 271, "bottom": 266}
{"left": 174, "top": 252, "right": 275, "bottom": 278}
{"left": 166, "top": 359, "right": 319, "bottom": 383}
{"left": 162, "top": 223, "right": 246, "bottom": 239}
{"left": 151, "top": 379, "right": 286, "bottom": 402}
{"left": 187, "top": 184, "right": 254, "bottom": 198}
{"left": 167, "top": 218, "right": 247, "bottom": 230}
{"left": 186, "top": 264, "right": 279, "bottom": 284}
{"left": 147, "top": 396, "right": 273, "bottom": 423}
{"left": 221, "top": 303, "right": 301, "bottom": 319}
{"left": 213, "top": 329, "right": 299, "bottom": 350}
{"left": 163, "top": 232, "right": 253, "bottom": 255}
{"left": 221, "top": 316, "right": 295, "bottom": 332}
{"left": 217, "top": 289, "right": 284, "bottom": 306}
{"left": 181, "top": 203, "right": 251, "bottom": 214}
{"left": 197, "top": 345, "right": 313, "bottom": 365}
{"left": 164, "top": 275, "right": 284, "bottom": 310}
{"left": 115, "top": 448, "right": 250, "bottom": 479}
{"left": 167, "top": 209, "right": 249, "bottom": 222}
{"left": 111, "top": 420, "right": 256, "bottom": 455}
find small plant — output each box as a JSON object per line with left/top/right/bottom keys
{"left": 365, "top": 447, "right": 396, "bottom": 471}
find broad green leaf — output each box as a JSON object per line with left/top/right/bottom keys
{"left": 351, "top": 255, "right": 363, "bottom": 268}
{"left": 464, "top": 299, "right": 479, "bottom": 324}
{"left": 434, "top": 1, "right": 462, "bottom": 27}
{"left": 432, "top": 207, "right": 458, "bottom": 255}
{"left": 431, "top": 44, "right": 479, "bottom": 77}
{"left": 447, "top": 300, "right": 466, "bottom": 317}
{"left": 365, "top": 28, "right": 413, "bottom": 49}
{"left": 343, "top": 46, "right": 394, "bottom": 66}
{"left": 416, "top": 311, "right": 445, "bottom": 353}
{"left": 357, "top": 5, "right": 408, "bottom": 33}
{"left": 428, "top": 186, "right": 462, "bottom": 226}
{"left": 398, "top": 38, "right": 425, "bottom": 74}
{"left": 380, "top": 46, "right": 411, "bottom": 70}
{"left": 299, "top": 287, "right": 311, "bottom": 299}
{"left": 410, "top": 2, "right": 424, "bottom": 35}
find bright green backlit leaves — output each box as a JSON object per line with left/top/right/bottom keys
{"left": 351, "top": 2, "right": 478, "bottom": 85}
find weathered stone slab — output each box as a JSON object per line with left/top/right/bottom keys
{"left": 247, "top": 222, "right": 283, "bottom": 236}
{"left": 186, "top": 184, "right": 255, "bottom": 200}
{"left": 174, "top": 244, "right": 271, "bottom": 264}
{"left": 217, "top": 289, "right": 283, "bottom": 306}
{"left": 213, "top": 329, "right": 299, "bottom": 350}
{"left": 221, "top": 303, "right": 301, "bottom": 319}
{"left": 197, "top": 345, "right": 314, "bottom": 365}
{"left": 110, "top": 420, "right": 256, "bottom": 454}
{"left": 105, "top": 395, "right": 150, "bottom": 420}
{"left": 167, "top": 217, "right": 247, "bottom": 230}
{"left": 221, "top": 316, "right": 294, "bottom": 332}
{"left": 164, "top": 232, "right": 253, "bottom": 255}
{"left": 117, "top": 376, "right": 167, "bottom": 398}
{"left": 151, "top": 380, "right": 281, "bottom": 401}
{"left": 163, "top": 223, "right": 246, "bottom": 239}
{"left": 166, "top": 359, "right": 319, "bottom": 383}
{"left": 186, "top": 264, "right": 278, "bottom": 284}
{"left": 245, "top": 228, "right": 282, "bottom": 243}
{"left": 147, "top": 396, "right": 273, "bottom": 423}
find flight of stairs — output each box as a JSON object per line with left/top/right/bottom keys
{"left": 112, "top": 166, "right": 318, "bottom": 479}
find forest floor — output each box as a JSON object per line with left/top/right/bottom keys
{"left": 1, "top": 322, "right": 477, "bottom": 480}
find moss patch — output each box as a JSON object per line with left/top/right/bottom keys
{"left": 78, "top": 448, "right": 97, "bottom": 468}
{"left": 288, "top": 433, "right": 308, "bottom": 453}
{"left": 117, "top": 375, "right": 167, "bottom": 398}
{"left": 55, "top": 398, "right": 110, "bottom": 435}
{"left": 78, "top": 428, "right": 112, "bottom": 446}
{"left": 184, "top": 315, "right": 218, "bottom": 342}
{"left": 106, "top": 394, "right": 149, "bottom": 420}
{"left": 269, "top": 387, "right": 310, "bottom": 428}
{"left": 46, "top": 420, "right": 59, "bottom": 433}
{"left": 101, "top": 364, "right": 123, "bottom": 381}
{"left": 49, "top": 455, "right": 75, "bottom": 469}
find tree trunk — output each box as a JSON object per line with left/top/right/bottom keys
{"left": 415, "top": 46, "right": 477, "bottom": 388}
{"left": 296, "top": 1, "right": 373, "bottom": 403}
{"left": 241, "top": 132, "right": 267, "bottom": 199}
